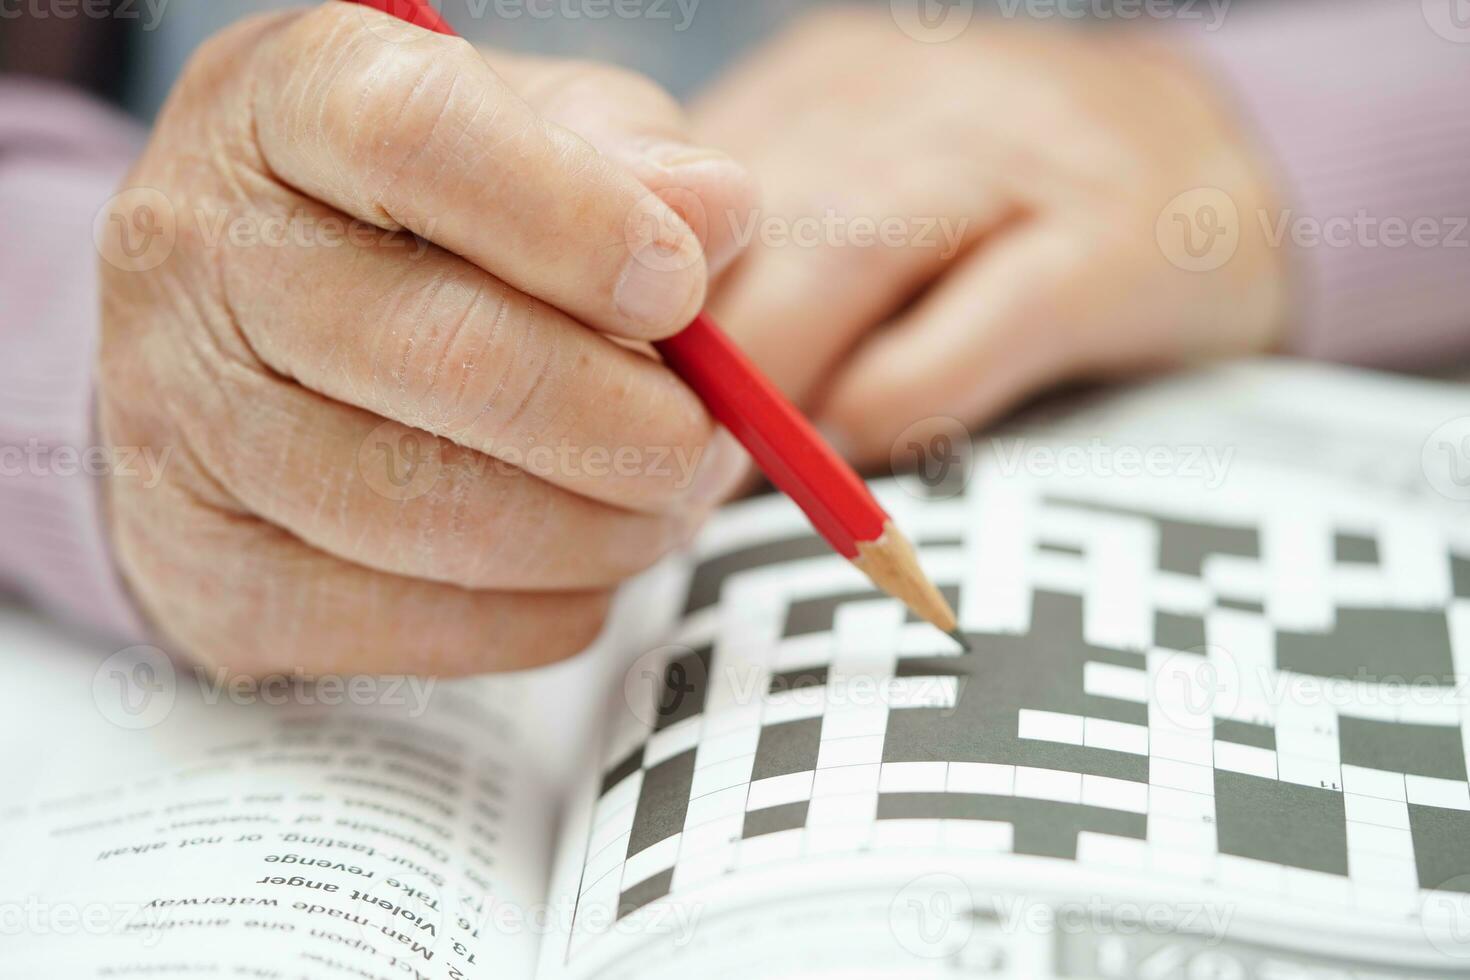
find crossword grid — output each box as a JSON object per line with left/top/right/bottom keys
{"left": 568, "top": 466, "right": 1470, "bottom": 957}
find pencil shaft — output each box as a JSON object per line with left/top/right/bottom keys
{"left": 655, "top": 315, "right": 886, "bottom": 558}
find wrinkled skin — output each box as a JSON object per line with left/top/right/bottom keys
{"left": 97, "top": 4, "right": 756, "bottom": 676}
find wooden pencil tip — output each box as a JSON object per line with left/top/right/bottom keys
{"left": 948, "top": 629, "right": 973, "bottom": 653}
{"left": 850, "top": 521, "right": 959, "bottom": 638}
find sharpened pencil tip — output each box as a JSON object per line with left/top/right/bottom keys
{"left": 948, "top": 629, "right": 972, "bottom": 653}
{"left": 851, "top": 521, "right": 962, "bottom": 639}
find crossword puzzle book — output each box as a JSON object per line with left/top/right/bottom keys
{"left": 3, "top": 360, "right": 1469, "bottom": 979}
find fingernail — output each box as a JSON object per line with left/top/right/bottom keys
{"left": 640, "top": 143, "right": 753, "bottom": 279}
{"left": 616, "top": 247, "right": 702, "bottom": 335}
{"left": 642, "top": 140, "right": 738, "bottom": 173}
{"left": 617, "top": 183, "right": 704, "bottom": 334}
{"left": 686, "top": 429, "right": 749, "bottom": 509}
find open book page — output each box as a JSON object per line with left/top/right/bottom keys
{"left": 539, "top": 361, "right": 1470, "bottom": 979}
{"left": 0, "top": 597, "right": 632, "bottom": 980}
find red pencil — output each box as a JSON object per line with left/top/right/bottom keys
{"left": 345, "top": 0, "right": 963, "bottom": 642}
{"left": 661, "top": 316, "right": 961, "bottom": 638}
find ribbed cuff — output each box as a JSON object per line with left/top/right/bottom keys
{"left": 1, "top": 78, "right": 147, "bottom": 642}
{"left": 1186, "top": 0, "right": 1470, "bottom": 369}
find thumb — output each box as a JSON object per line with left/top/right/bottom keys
{"left": 492, "top": 51, "right": 759, "bottom": 281}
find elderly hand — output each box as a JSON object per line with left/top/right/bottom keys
{"left": 693, "top": 9, "right": 1286, "bottom": 465}
{"left": 96, "top": 2, "right": 755, "bottom": 676}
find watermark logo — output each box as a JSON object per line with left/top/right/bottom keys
{"left": 726, "top": 209, "right": 970, "bottom": 260}
{"left": 94, "top": 652, "right": 439, "bottom": 730}
{"left": 93, "top": 645, "right": 177, "bottom": 731}
{"left": 0, "top": 0, "right": 172, "bottom": 31}
{"left": 95, "top": 187, "right": 177, "bottom": 274}
{"left": 1156, "top": 187, "right": 1239, "bottom": 273}
{"left": 1259, "top": 209, "right": 1468, "bottom": 250}
{"left": 189, "top": 206, "right": 433, "bottom": 257}
{"left": 622, "top": 653, "right": 964, "bottom": 730}
{"left": 98, "top": 193, "right": 432, "bottom": 271}
{"left": 655, "top": 185, "right": 713, "bottom": 270}
{"left": 989, "top": 437, "right": 1234, "bottom": 489}
{"left": 0, "top": 441, "right": 172, "bottom": 488}
{"left": 489, "top": 0, "right": 702, "bottom": 31}
{"left": 891, "top": 0, "right": 976, "bottom": 43}
{"left": 354, "top": 430, "right": 711, "bottom": 501}
{"left": 1422, "top": 878, "right": 1470, "bottom": 959}
{"left": 1424, "top": 0, "right": 1470, "bottom": 43}
{"left": 196, "top": 670, "right": 437, "bottom": 716}
{"left": 1150, "top": 644, "right": 1241, "bottom": 734}
{"left": 353, "top": 0, "right": 705, "bottom": 38}
{"left": 1423, "top": 417, "right": 1470, "bottom": 501}
{"left": 890, "top": 873, "right": 976, "bottom": 958}
{"left": 991, "top": 894, "right": 1234, "bottom": 941}
{"left": 892, "top": 416, "right": 975, "bottom": 501}
{"left": 0, "top": 898, "right": 148, "bottom": 942}
{"left": 624, "top": 188, "right": 707, "bottom": 277}
{"left": 624, "top": 645, "right": 708, "bottom": 730}
{"left": 358, "top": 422, "right": 444, "bottom": 502}
{"left": 992, "top": 0, "right": 1230, "bottom": 29}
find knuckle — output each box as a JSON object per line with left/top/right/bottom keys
{"left": 272, "top": 6, "right": 495, "bottom": 219}
{"left": 378, "top": 276, "right": 526, "bottom": 437}
{"left": 339, "top": 41, "right": 490, "bottom": 211}
{"left": 179, "top": 12, "right": 290, "bottom": 97}
{"left": 273, "top": 6, "right": 366, "bottom": 92}
{"left": 463, "top": 306, "right": 559, "bottom": 448}
{"left": 348, "top": 44, "right": 445, "bottom": 138}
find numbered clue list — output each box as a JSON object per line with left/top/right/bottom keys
{"left": 2, "top": 695, "right": 552, "bottom": 980}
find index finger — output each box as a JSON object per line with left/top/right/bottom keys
{"left": 249, "top": 3, "right": 707, "bottom": 339}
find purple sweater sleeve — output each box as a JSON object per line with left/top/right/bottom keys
{"left": 1190, "top": 0, "right": 1470, "bottom": 368}
{"left": 0, "top": 78, "right": 147, "bottom": 641}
